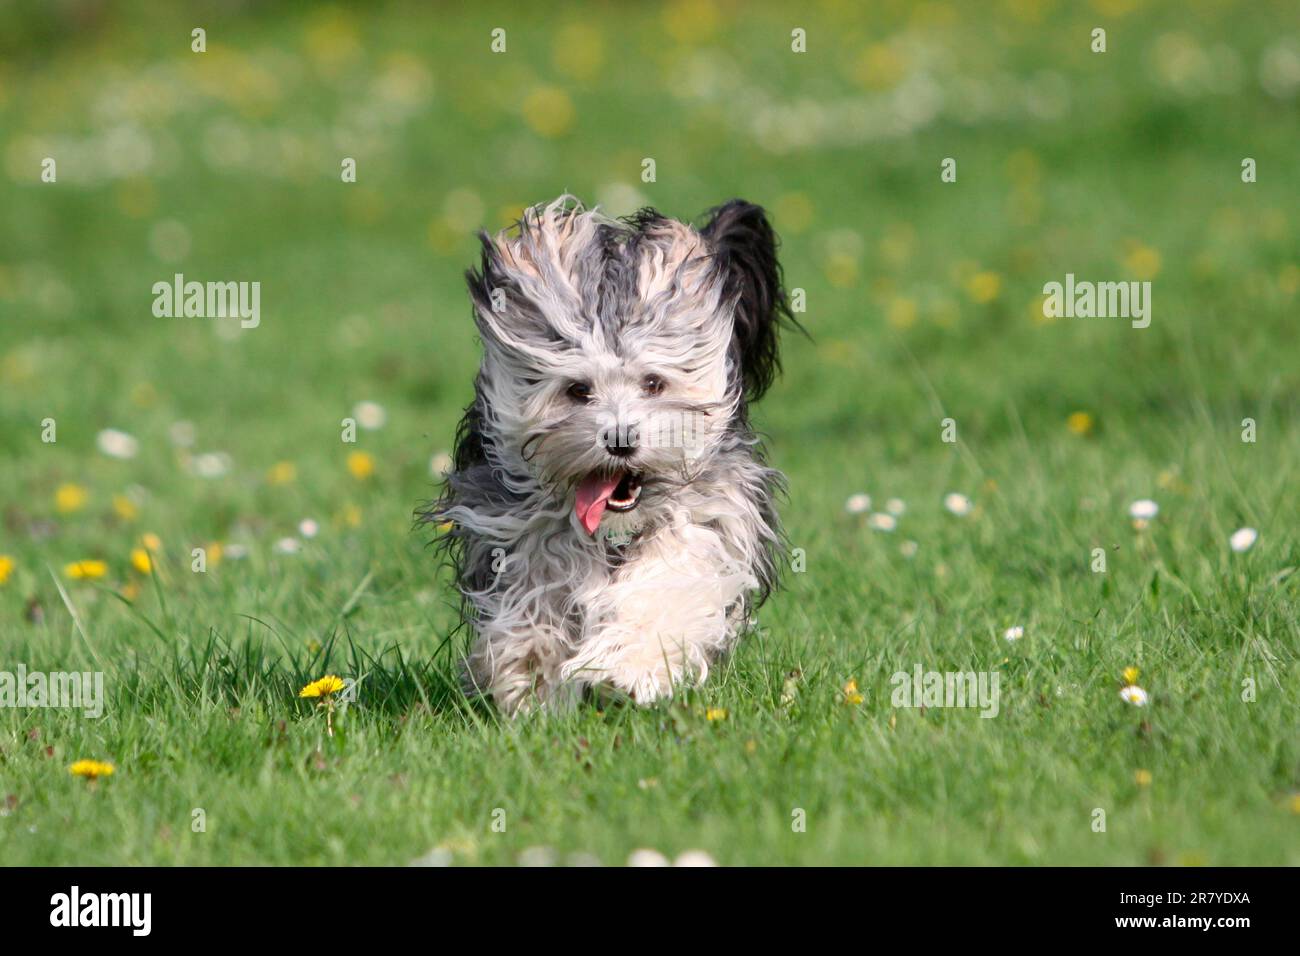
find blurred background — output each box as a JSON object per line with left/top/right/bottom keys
{"left": 0, "top": 0, "right": 1297, "bottom": 631}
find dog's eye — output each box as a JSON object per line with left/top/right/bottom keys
{"left": 642, "top": 375, "right": 666, "bottom": 397}
{"left": 566, "top": 382, "right": 592, "bottom": 403}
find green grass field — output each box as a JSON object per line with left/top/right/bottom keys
{"left": 1, "top": 1, "right": 1297, "bottom": 865}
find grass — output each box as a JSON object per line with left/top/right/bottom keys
{"left": 1, "top": 0, "right": 1298, "bottom": 865}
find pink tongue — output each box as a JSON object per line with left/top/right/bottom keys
{"left": 575, "top": 473, "right": 622, "bottom": 535}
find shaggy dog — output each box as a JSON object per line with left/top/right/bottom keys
{"left": 429, "top": 196, "right": 791, "bottom": 714}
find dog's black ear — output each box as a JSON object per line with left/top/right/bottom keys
{"left": 701, "top": 200, "right": 792, "bottom": 402}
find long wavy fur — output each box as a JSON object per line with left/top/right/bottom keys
{"left": 419, "top": 196, "right": 792, "bottom": 713}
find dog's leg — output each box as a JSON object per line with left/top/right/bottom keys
{"left": 463, "top": 528, "right": 594, "bottom": 716}
{"left": 466, "top": 620, "right": 580, "bottom": 715}
{"left": 561, "top": 523, "right": 755, "bottom": 703}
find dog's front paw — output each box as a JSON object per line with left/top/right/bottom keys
{"left": 618, "top": 661, "right": 679, "bottom": 705}
{"left": 563, "top": 641, "right": 694, "bottom": 705}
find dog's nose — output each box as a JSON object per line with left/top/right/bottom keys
{"left": 603, "top": 428, "right": 637, "bottom": 457}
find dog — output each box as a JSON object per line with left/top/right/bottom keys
{"left": 429, "top": 196, "right": 791, "bottom": 714}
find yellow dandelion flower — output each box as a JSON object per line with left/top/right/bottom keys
{"left": 705, "top": 707, "right": 727, "bottom": 722}
{"left": 206, "top": 542, "right": 223, "bottom": 567}
{"left": 817, "top": 338, "right": 857, "bottom": 366}
{"left": 1123, "top": 241, "right": 1162, "bottom": 280}
{"left": 130, "top": 548, "right": 152, "bottom": 575}
{"left": 1288, "top": 794, "right": 1300, "bottom": 815}
{"left": 1030, "top": 294, "right": 1055, "bottom": 325}
{"left": 1122, "top": 666, "right": 1140, "bottom": 685}
{"left": 69, "top": 760, "right": 115, "bottom": 780}
{"left": 1066, "top": 411, "right": 1095, "bottom": 436}
{"left": 65, "top": 560, "right": 108, "bottom": 580}
{"left": 0, "top": 555, "right": 14, "bottom": 584}
{"left": 853, "top": 43, "right": 907, "bottom": 90}
{"left": 824, "top": 253, "right": 859, "bottom": 289}
{"left": 551, "top": 23, "right": 605, "bottom": 81}
{"left": 140, "top": 532, "right": 162, "bottom": 553}
{"left": 496, "top": 204, "right": 527, "bottom": 229}
{"left": 886, "top": 296, "right": 918, "bottom": 330}
{"left": 1005, "top": 149, "right": 1042, "bottom": 185}
{"left": 299, "top": 675, "right": 346, "bottom": 698}
{"left": 112, "top": 494, "right": 139, "bottom": 521}
{"left": 303, "top": 9, "right": 361, "bottom": 69}
{"left": 521, "top": 86, "right": 575, "bottom": 138}
{"left": 663, "top": 0, "right": 719, "bottom": 43}
{"left": 773, "top": 193, "right": 814, "bottom": 235}
{"left": 115, "top": 177, "right": 156, "bottom": 219}
{"left": 55, "top": 483, "right": 88, "bottom": 514}
{"left": 268, "top": 461, "right": 297, "bottom": 485}
{"left": 965, "top": 271, "right": 1002, "bottom": 304}
{"left": 427, "top": 216, "right": 458, "bottom": 255}
{"left": 347, "top": 450, "right": 375, "bottom": 480}
{"left": 842, "top": 679, "right": 864, "bottom": 705}
{"left": 1278, "top": 264, "right": 1300, "bottom": 296}
{"left": 1134, "top": 769, "right": 1152, "bottom": 787}
{"left": 879, "top": 224, "right": 916, "bottom": 269}
{"left": 130, "top": 382, "right": 157, "bottom": 408}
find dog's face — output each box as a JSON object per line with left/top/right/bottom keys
{"left": 466, "top": 197, "right": 786, "bottom": 536}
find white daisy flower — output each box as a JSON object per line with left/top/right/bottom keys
{"left": 596, "top": 182, "right": 650, "bottom": 217}
{"left": 845, "top": 493, "right": 871, "bottom": 514}
{"left": 885, "top": 497, "right": 906, "bottom": 516}
{"left": 900, "top": 540, "right": 918, "bottom": 558}
{"left": 1128, "top": 499, "right": 1159, "bottom": 520}
{"left": 627, "top": 848, "right": 671, "bottom": 867}
{"left": 1229, "top": 527, "right": 1258, "bottom": 553}
{"left": 409, "top": 847, "right": 452, "bottom": 867}
{"left": 353, "top": 400, "right": 387, "bottom": 430}
{"left": 943, "top": 492, "right": 972, "bottom": 516}
{"left": 429, "top": 451, "right": 453, "bottom": 478}
{"left": 867, "top": 513, "right": 897, "bottom": 532}
{"left": 673, "top": 850, "right": 718, "bottom": 867}
{"left": 96, "top": 428, "right": 139, "bottom": 460}
{"left": 517, "top": 846, "right": 557, "bottom": 867}
{"left": 273, "top": 537, "right": 302, "bottom": 555}
{"left": 149, "top": 219, "right": 192, "bottom": 263}
{"left": 1120, "top": 685, "right": 1150, "bottom": 707}
{"left": 223, "top": 544, "right": 249, "bottom": 560}
{"left": 298, "top": 518, "right": 320, "bottom": 539}
{"left": 1004, "top": 626, "right": 1024, "bottom": 642}
{"left": 191, "top": 451, "right": 231, "bottom": 478}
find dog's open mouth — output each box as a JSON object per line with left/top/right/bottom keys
{"left": 574, "top": 471, "right": 643, "bottom": 535}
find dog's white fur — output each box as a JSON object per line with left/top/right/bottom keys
{"left": 432, "top": 196, "right": 787, "bottom": 714}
